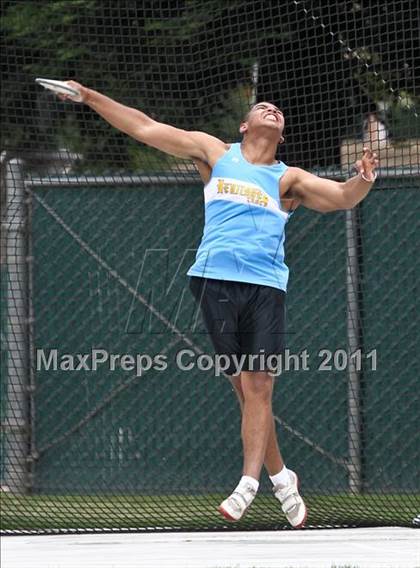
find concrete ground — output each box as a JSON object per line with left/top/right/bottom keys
{"left": 2, "top": 527, "right": 419, "bottom": 568}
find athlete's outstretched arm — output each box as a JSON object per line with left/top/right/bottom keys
{"left": 60, "top": 81, "right": 227, "bottom": 164}
{"left": 287, "top": 148, "right": 379, "bottom": 212}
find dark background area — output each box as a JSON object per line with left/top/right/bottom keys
{"left": 1, "top": 0, "right": 419, "bottom": 171}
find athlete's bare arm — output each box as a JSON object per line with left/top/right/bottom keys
{"left": 194, "top": 159, "right": 213, "bottom": 185}
{"left": 282, "top": 147, "right": 379, "bottom": 212}
{"left": 62, "top": 81, "right": 228, "bottom": 167}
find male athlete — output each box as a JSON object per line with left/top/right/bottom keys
{"left": 59, "top": 82, "right": 378, "bottom": 528}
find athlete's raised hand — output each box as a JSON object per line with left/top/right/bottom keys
{"left": 355, "top": 147, "right": 379, "bottom": 182}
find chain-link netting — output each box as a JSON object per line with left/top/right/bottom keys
{"left": 1, "top": 0, "right": 419, "bottom": 533}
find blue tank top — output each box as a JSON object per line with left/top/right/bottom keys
{"left": 187, "top": 143, "right": 291, "bottom": 291}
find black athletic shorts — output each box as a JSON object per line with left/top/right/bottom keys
{"left": 189, "top": 276, "right": 286, "bottom": 376}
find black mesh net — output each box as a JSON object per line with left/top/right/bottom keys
{"left": 1, "top": 0, "right": 419, "bottom": 533}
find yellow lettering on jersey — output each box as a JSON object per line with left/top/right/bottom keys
{"left": 215, "top": 179, "right": 268, "bottom": 207}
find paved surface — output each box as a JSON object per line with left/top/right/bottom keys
{"left": 2, "top": 527, "right": 419, "bottom": 568}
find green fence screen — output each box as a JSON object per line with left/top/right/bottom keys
{"left": 2, "top": 176, "right": 418, "bottom": 532}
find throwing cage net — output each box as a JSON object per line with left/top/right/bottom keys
{"left": 1, "top": 0, "right": 419, "bottom": 533}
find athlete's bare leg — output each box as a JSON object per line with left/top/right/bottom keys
{"left": 220, "top": 372, "right": 306, "bottom": 527}
{"left": 230, "top": 374, "right": 284, "bottom": 477}
{"left": 238, "top": 371, "right": 281, "bottom": 480}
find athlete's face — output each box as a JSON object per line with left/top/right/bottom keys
{"left": 240, "top": 102, "right": 285, "bottom": 141}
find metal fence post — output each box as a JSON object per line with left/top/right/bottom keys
{"left": 346, "top": 207, "right": 362, "bottom": 493}
{"left": 3, "top": 158, "right": 29, "bottom": 493}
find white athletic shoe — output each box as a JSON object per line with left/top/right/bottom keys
{"left": 273, "top": 469, "right": 307, "bottom": 528}
{"left": 218, "top": 482, "right": 257, "bottom": 522}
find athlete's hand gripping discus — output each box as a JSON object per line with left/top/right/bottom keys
{"left": 35, "top": 78, "right": 84, "bottom": 103}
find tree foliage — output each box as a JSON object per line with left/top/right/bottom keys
{"left": 1, "top": 0, "right": 419, "bottom": 171}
